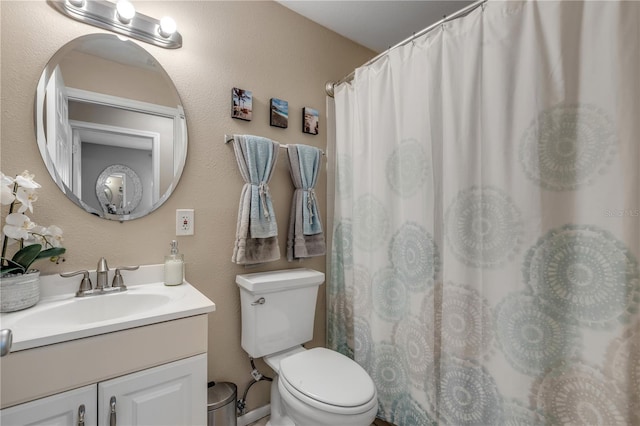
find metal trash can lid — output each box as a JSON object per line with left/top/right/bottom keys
{"left": 207, "top": 382, "right": 237, "bottom": 411}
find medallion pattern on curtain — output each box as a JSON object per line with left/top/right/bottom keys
{"left": 329, "top": 1, "right": 640, "bottom": 425}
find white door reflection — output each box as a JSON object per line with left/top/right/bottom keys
{"left": 70, "top": 119, "right": 160, "bottom": 217}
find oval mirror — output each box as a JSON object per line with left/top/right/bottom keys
{"left": 35, "top": 34, "right": 187, "bottom": 220}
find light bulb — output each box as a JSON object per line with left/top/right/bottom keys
{"left": 158, "top": 16, "right": 177, "bottom": 38}
{"left": 116, "top": 0, "right": 135, "bottom": 24}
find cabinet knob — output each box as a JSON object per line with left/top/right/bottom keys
{"left": 77, "top": 404, "right": 85, "bottom": 426}
{"left": 0, "top": 329, "right": 12, "bottom": 357}
{"left": 110, "top": 396, "right": 117, "bottom": 426}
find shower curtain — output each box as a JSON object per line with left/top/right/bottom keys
{"left": 328, "top": 1, "right": 639, "bottom": 425}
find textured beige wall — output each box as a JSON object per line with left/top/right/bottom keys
{"left": 0, "top": 0, "right": 373, "bottom": 410}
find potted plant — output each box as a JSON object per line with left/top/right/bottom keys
{"left": 1, "top": 170, "right": 66, "bottom": 312}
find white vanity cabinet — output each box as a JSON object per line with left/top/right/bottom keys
{"left": 0, "top": 269, "right": 215, "bottom": 424}
{"left": 1, "top": 354, "right": 206, "bottom": 426}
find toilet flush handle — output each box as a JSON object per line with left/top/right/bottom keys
{"left": 251, "top": 297, "right": 266, "bottom": 306}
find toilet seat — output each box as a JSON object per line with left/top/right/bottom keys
{"left": 279, "top": 347, "right": 377, "bottom": 415}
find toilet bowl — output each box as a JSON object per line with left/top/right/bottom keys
{"left": 236, "top": 269, "right": 378, "bottom": 426}
{"left": 266, "top": 347, "right": 377, "bottom": 426}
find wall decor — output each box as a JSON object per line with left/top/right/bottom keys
{"left": 302, "top": 107, "right": 319, "bottom": 135}
{"left": 270, "top": 98, "right": 289, "bottom": 128}
{"left": 232, "top": 88, "right": 252, "bottom": 121}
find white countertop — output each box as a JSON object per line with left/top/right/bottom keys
{"left": 0, "top": 264, "right": 215, "bottom": 352}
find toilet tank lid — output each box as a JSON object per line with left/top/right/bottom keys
{"left": 236, "top": 268, "right": 325, "bottom": 293}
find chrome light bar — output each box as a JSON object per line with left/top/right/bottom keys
{"left": 48, "top": 0, "right": 182, "bottom": 49}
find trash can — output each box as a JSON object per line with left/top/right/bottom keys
{"left": 207, "top": 381, "right": 237, "bottom": 426}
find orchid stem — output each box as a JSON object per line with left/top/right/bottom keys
{"left": 1, "top": 183, "right": 18, "bottom": 266}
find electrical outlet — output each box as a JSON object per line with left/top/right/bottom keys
{"left": 176, "top": 209, "right": 194, "bottom": 236}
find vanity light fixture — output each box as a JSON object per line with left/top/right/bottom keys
{"left": 48, "top": 0, "right": 182, "bottom": 49}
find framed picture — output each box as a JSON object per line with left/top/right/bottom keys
{"left": 232, "top": 87, "right": 252, "bottom": 121}
{"left": 270, "top": 98, "right": 288, "bottom": 128}
{"left": 302, "top": 107, "right": 319, "bottom": 135}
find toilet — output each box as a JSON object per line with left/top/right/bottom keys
{"left": 237, "top": 269, "right": 378, "bottom": 426}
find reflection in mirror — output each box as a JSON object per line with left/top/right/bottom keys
{"left": 96, "top": 164, "right": 143, "bottom": 216}
{"left": 35, "top": 34, "right": 187, "bottom": 220}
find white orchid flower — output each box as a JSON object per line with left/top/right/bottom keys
{"left": 3, "top": 213, "right": 36, "bottom": 240}
{"left": 1, "top": 172, "right": 14, "bottom": 186}
{"left": 1, "top": 171, "right": 65, "bottom": 273}
{"left": 1, "top": 184, "right": 15, "bottom": 205}
{"left": 1, "top": 172, "right": 16, "bottom": 205}
{"left": 15, "top": 187, "right": 38, "bottom": 213}
{"left": 43, "top": 225, "right": 64, "bottom": 248}
{"left": 14, "top": 170, "right": 41, "bottom": 189}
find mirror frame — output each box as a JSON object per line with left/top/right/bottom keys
{"left": 34, "top": 34, "right": 187, "bottom": 221}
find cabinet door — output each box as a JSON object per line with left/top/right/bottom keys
{"left": 0, "top": 384, "right": 97, "bottom": 426}
{"left": 98, "top": 354, "right": 207, "bottom": 426}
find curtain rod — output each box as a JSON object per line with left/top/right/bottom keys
{"left": 325, "top": 0, "right": 488, "bottom": 97}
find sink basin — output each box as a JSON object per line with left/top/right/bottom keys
{"left": 16, "top": 292, "right": 172, "bottom": 327}
{"left": 0, "top": 264, "right": 215, "bottom": 352}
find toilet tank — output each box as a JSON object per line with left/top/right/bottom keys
{"left": 236, "top": 269, "right": 325, "bottom": 358}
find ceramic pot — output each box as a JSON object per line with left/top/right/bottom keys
{"left": 0, "top": 270, "right": 40, "bottom": 313}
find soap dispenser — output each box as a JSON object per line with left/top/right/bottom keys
{"left": 164, "top": 240, "right": 184, "bottom": 286}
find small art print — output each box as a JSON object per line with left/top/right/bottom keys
{"left": 303, "top": 107, "right": 319, "bottom": 135}
{"left": 270, "top": 98, "right": 288, "bottom": 128}
{"left": 232, "top": 87, "right": 252, "bottom": 121}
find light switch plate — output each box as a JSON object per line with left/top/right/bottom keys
{"left": 176, "top": 209, "right": 194, "bottom": 236}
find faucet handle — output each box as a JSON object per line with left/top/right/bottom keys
{"left": 112, "top": 265, "right": 139, "bottom": 289}
{"left": 60, "top": 270, "right": 93, "bottom": 296}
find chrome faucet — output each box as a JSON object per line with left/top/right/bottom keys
{"left": 96, "top": 257, "right": 109, "bottom": 290}
{"left": 61, "top": 258, "right": 138, "bottom": 297}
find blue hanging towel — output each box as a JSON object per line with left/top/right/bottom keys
{"left": 231, "top": 135, "right": 281, "bottom": 265}
{"left": 242, "top": 135, "right": 279, "bottom": 238}
{"left": 296, "top": 145, "right": 323, "bottom": 235}
{"left": 286, "top": 144, "right": 326, "bottom": 261}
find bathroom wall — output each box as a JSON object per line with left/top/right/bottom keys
{"left": 0, "top": 1, "right": 373, "bottom": 410}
